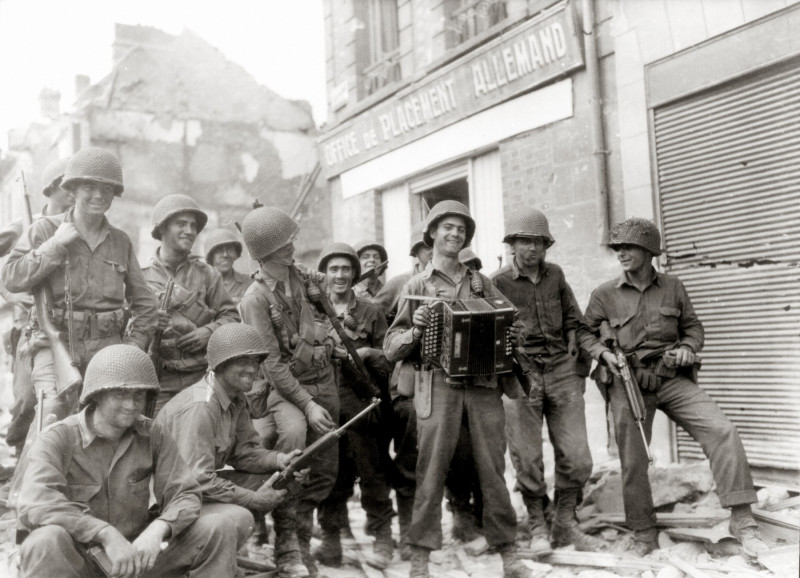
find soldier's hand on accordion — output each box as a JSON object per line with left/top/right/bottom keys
{"left": 509, "top": 318, "right": 525, "bottom": 342}
{"left": 412, "top": 304, "right": 432, "bottom": 331}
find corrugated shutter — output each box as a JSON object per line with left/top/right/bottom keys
{"left": 653, "top": 59, "right": 800, "bottom": 485}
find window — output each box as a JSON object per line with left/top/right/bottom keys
{"left": 361, "top": 0, "right": 401, "bottom": 97}
{"left": 446, "top": 0, "right": 508, "bottom": 47}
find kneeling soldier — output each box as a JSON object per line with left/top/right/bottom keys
{"left": 157, "top": 323, "right": 301, "bottom": 552}
{"left": 578, "top": 218, "right": 768, "bottom": 557}
{"left": 17, "top": 344, "right": 238, "bottom": 577}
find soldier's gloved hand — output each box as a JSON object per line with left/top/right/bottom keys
{"left": 51, "top": 222, "right": 81, "bottom": 249}
{"left": 412, "top": 305, "right": 431, "bottom": 330}
{"left": 306, "top": 401, "right": 335, "bottom": 434}
{"left": 97, "top": 526, "right": 139, "bottom": 578}
{"left": 670, "top": 346, "right": 695, "bottom": 367}
{"left": 132, "top": 520, "right": 169, "bottom": 575}
{"left": 253, "top": 472, "right": 289, "bottom": 513}
{"left": 156, "top": 310, "right": 170, "bottom": 332}
{"left": 600, "top": 351, "right": 621, "bottom": 377}
{"left": 176, "top": 326, "right": 212, "bottom": 353}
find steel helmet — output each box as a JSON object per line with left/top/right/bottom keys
{"left": 151, "top": 194, "right": 209, "bottom": 240}
{"left": 458, "top": 247, "right": 483, "bottom": 271}
{"left": 318, "top": 242, "right": 361, "bottom": 279}
{"left": 207, "top": 323, "right": 268, "bottom": 371}
{"left": 608, "top": 218, "right": 662, "bottom": 256}
{"left": 423, "top": 200, "right": 475, "bottom": 248}
{"left": 41, "top": 158, "right": 70, "bottom": 197}
{"left": 353, "top": 240, "right": 388, "bottom": 263}
{"left": 61, "top": 148, "right": 124, "bottom": 196}
{"left": 409, "top": 221, "right": 429, "bottom": 257}
{"left": 204, "top": 228, "right": 243, "bottom": 263}
{"left": 241, "top": 206, "right": 299, "bottom": 261}
{"left": 502, "top": 208, "right": 555, "bottom": 247}
{"left": 80, "top": 344, "right": 160, "bottom": 405}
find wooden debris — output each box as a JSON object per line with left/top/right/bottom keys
{"left": 589, "top": 512, "right": 729, "bottom": 529}
{"left": 518, "top": 549, "right": 666, "bottom": 571}
{"left": 665, "top": 522, "right": 733, "bottom": 544}
{"left": 753, "top": 508, "right": 800, "bottom": 543}
{"left": 667, "top": 555, "right": 713, "bottom": 578}
{"left": 237, "top": 556, "right": 275, "bottom": 572}
{"left": 757, "top": 544, "right": 800, "bottom": 577}
{"left": 763, "top": 495, "right": 800, "bottom": 512}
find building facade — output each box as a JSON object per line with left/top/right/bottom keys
{"left": 320, "top": 0, "right": 800, "bottom": 487}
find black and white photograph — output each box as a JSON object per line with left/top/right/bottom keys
{"left": 0, "top": 1, "right": 797, "bottom": 577}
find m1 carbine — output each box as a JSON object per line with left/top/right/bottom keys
{"left": 20, "top": 171, "right": 82, "bottom": 399}
{"left": 600, "top": 321, "right": 653, "bottom": 465}
{"left": 356, "top": 260, "right": 388, "bottom": 285}
{"left": 273, "top": 397, "right": 380, "bottom": 494}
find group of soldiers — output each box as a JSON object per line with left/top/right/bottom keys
{"left": 0, "top": 147, "right": 768, "bottom": 578}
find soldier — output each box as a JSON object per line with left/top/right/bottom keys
{"left": 204, "top": 228, "right": 254, "bottom": 304}
{"left": 16, "top": 344, "right": 239, "bottom": 577}
{"left": 142, "top": 194, "right": 238, "bottom": 414}
{"left": 239, "top": 206, "right": 339, "bottom": 578}
{"left": 157, "top": 323, "right": 302, "bottom": 553}
{"left": 458, "top": 247, "right": 483, "bottom": 272}
{"left": 0, "top": 158, "right": 74, "bottom": 455}
{"left": 577, "top": 218, "right": 767, "bottom": 557}
{"left": 373, "top": 222, "right": 431, "bottom": 323}
{"left": 491, "top": 208, "right": 603, "bottom": 556}
{"left": 2, "top": 148, "right": 158, "bottom": 439}
{"left": 353, "top": 240, "right": 387, "bottom": 300}
{"left": 313, "top": 243, "right": 395, "bottom": 570}
{"left": 385, "top": 201, "right": 532, "bottom": 578}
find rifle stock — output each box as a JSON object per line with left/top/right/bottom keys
{"left": 273, "top": 397, "right": 380, "bottom": 494}
{"left": 146, "top": 279, "right": 174, "bottom": 418}
{"left": 356, "top": 259, "right": 388, "bottom": 284}
{"left": 19, "top": 171, "right": 82, "bottom": 397}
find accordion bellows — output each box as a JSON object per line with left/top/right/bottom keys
{"left": 422, "top": 296, "right": 516, "bottom": 377}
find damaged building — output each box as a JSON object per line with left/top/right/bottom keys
{"left": 0, "top": 23, "right": 329, "bottom": 264}
{"left": 319, "top": 0, "right": 800, "bottom": 488}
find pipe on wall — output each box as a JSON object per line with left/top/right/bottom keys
{"left": 582, "top": 0, "right": 609, "bottom": 245}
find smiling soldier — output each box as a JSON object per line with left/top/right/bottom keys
{"left": 143, "top": 195, "right": 239, "bottom": 415}
{"left": 204, "top": 228, "right": 253, "bottom": 305}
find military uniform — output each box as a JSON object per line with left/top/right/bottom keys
{"left": 17, "top": 344, "right": 238, "bottom": 577}
{"left": 142, "top": 251, "right": 238, "bottom": 410}
{"left": 204, "top": 228, "right": 253, "bottom": 304}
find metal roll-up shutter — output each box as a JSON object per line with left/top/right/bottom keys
{"left": 653, "top": 59, "right": 800, "bottom": 487}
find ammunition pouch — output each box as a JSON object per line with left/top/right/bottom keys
{"left": 158, "top": 337, "right": 208, "bottom": 373}
{"left": 52, "top": 308, "right": 125, "bottom": 340}
{"left": 170, "top": 284, "right": 215, "bottom": 328}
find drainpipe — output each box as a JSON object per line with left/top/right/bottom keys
{"left": 582, "top": 0, "right": 609, "bottom": 245}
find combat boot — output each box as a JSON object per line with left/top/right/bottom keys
{"left": 451, "top": 508, "right": 482, "bottom": 543}
{"left": 524, "top": 496, "right": 552, "bottom": 557}
{"left": 312, "top": 529, "right": 342, "bottom": 567}
{"left": 397, "top": 493, "right": 414, "bottom": 561}
{"left": 550, "top": 488, "right": 606, "bottom": 551}
{"left": 498, "top": 543, "right": 534, "bottom": 578}
{"left": 730, "top": 505, "right": 768, "bottom": 558}
{"left": 409, "top": 546, "right": 430, "bottom": 578}
{"left": 274, "top": 502, "right": 309, "bottom": 578}
{"left": 297, "top": 510, "right": 319, "bottom": 577}
{"left": 365, "top": 525, "right": 394, "bottom": 569}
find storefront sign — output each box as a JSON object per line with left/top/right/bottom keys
{"left": 319, "top": 2, "right": 583, "bottom": 178}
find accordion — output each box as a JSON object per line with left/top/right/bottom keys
{"left": 421, "top": 296, "right": 516, "bottom": 377}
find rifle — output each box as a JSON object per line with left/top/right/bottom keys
{"left": 19, "top": 171, "right": 82, "bottom": 398}
{"left": 305, "top": 276, "right": 372, "bottom": 386}
{"left": 273, "top": 397, "right": 380, "bottom": 494}
{"left": 601, "top": 321, "right": 653, "bottom": 465}
{"left": 356, "top": 260, "right": 388, "bottom": 285}
{"left": 146, "top": 279, "right": 174, "bottom": 417}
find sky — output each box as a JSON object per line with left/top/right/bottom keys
{"left": 0, "top": 0, "right": 328, "bottom": 146}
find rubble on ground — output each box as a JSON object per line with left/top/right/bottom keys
{"left": 0, "top": 441, "right": 796, "bottom": 577}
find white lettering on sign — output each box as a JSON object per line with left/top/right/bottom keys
{"left": 472, "top": 22, "right": 567, "bottom": 98}
{"left": 378, "top": 78, "right": 457, "bottom": 142}
{"left": 323, "top": 131, "right": 360, "bottom": 166}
